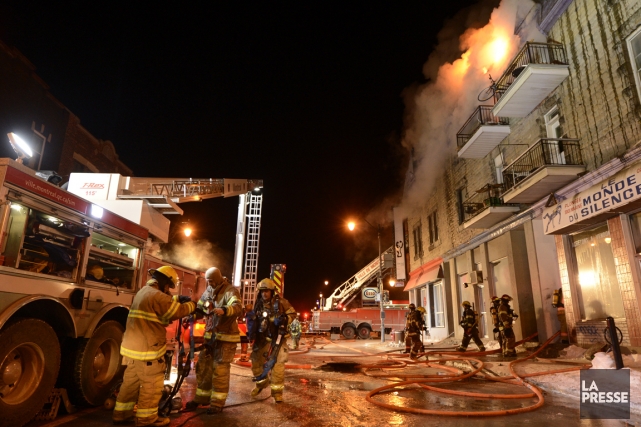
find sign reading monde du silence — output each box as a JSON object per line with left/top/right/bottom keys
{"left": 580, "top": 369, "right": 630, "bottom": 419}
{"left": 543, "top": 164, "right": 641, "bottom": 235}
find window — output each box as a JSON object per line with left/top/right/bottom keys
{"left": 428, "top": 211, "right": 438, "bottom": 245}
{"left": 544, "top": 106, "right": 566, "bottom": 165}
{"left": 412, "top": 223, "right": 423, "bottom": 259}
{"left": 491, "top": 258, "right": 512, "bottom": 298}
{"left": 429, "top": 282, "right": 445, "bottom": 327}
{"left": 627, "top": 27, "right": 641, "bottom": 104}
{"left": 570, "top": 224, "right": 624, "bottom": 320}
{"left": 494, "top": 153, "right": 504, "bottom": 184}
{"left": 456, "top": 189, "right": 465, "bottom": 224}
{"left": 2, "top": 201, "right": 88, "bottom": 280}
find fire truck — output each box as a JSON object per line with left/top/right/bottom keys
{"left": 312, "top": 247, "right": 409, "bottom": 339}
{"left": 0, "top": 158, "right": 262, "bottom": 426}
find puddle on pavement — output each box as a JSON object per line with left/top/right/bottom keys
{"left": 298, "top": 377, "right": 379, "bottom": 391}
{"left": 318, "top": 362, "right": 361, "bottom": 373}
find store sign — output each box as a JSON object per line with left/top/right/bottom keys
{"left": 542, "top": 165, "right": 641, "bottom": 235}
{"left": 362, "top": 287, "right": 377, "bottom": 301}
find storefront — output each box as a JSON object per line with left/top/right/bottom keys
{"left": 543, "top": 161, "right": 641, "bottom": 347}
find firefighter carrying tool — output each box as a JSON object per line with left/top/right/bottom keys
{"left": 498, "top": 294, "right": 518, "bottom": 358}
{"left": 489, "top": 296, "right": 503, "bottom": 349}
{"left": 183, "top": 267, "right": 242, "bottom": 415}
{"left": 247, "top": 278, "right": 297, "bottom": 403}
{"left": 404, "top": 304, "right": 425, "bottom": 359}
{"left": 456, "top": 301, "right": 485, "bottom": 352}
{"left": 112, "top": 266, "right": 196, "bottom": 427}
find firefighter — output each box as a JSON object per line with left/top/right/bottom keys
{"left": 289, "top": 314, "right": 302, "bottom": 350}
{"left": 489, "top": 296, "right": 503, "bottom": 348}
{"left": 404, "top": 303, "right": 425, "bottom": 359}
{"left": 498, "top": 294, "right": 517, "bottom": 358}
{"left": 456, "top": 301, "right": 485, "bottom": 352}
{"left": 552, "top": 288, "right": 568, "bottom": 343}
{"left": 112, "top": 266, "right": 196, "bottom": 427}
{"left": 239, "top": 304, "right": 253, "bottom": 362}
{"left": 248, "top": 278, "right": 297, "bottom": 403}
{"left": 184, "top": 267, "right": 242, "bottom": 414}
{"left": 416, "top": 306, "right": 428, "bottom": 352}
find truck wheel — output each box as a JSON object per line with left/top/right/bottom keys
{"left": 357, "top": 326, "right": 371, "bottom": 340}
{"left": 69, "top": 321, "right": 124, "bottom": 406}
{"left": 342, "top": 326, "right": 356, "bottom": 340}
{"left": 0, "top": 319, "right": 60, "bottom": 427}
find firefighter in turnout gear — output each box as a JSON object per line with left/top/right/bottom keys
{"left": 498, "top": 294, "right": 517, "bottom": 358}
{"left": 113, "top": 266, "right": 196, "bottom": 427}
{"left": 183, "top": 267, "right": 242, "bottom": 414}
{"left": 456, "top": 301, "right": 485, "bottom": 352}
{"left": 489, "top": 296, "right": 503, "bottom": 348}
{"left": 248, "top": 278, "right": 297, "bottom": 403}
{"left": 289, "top": 314, "right": 302, "bottom": 350}
{"left": 404, "top": 303, "right": 425, "bottom": 359}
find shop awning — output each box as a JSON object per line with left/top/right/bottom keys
{"left": 404, "top": 257, "right": 444, "bottom": 292}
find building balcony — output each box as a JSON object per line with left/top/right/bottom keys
{"left": 492, "top": 42, "right": 570, "bottom": 118}
{"left": 501, "top": 138, "right": 586, "bottom": 204}
{"left": 462, "top": 184, "right": 520, "bottom": 229}
{"left": 457, "top": 106, "right": 510, "bottom": 159}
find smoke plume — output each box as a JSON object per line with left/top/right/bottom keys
{"left": 401, "top": 0, "right": 545, "bottom": 212}
{"left": 160, "top": 239, "right": 232, "bottom": 274}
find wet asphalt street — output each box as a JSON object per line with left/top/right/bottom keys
{"left": 27, "top": 337, "right": 641, "bottom": 427}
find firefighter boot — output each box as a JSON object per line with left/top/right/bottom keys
{"left": 183, "top": 401, "right": 201, "bottom": 412}
{"left": 206, "top": 406, "right": 223, "bottom": 415}
{"left": 251, "top": 378, "right": 269, "bottom": 397}
{"left": 136, "top": 417, "right": 169, "bottom": 427}
{"left": 273, "top": 393, "right": 283, "bottom": 403}
{"left": 455, "top": 346, "right": 466, "bottom": 352}
{"left": 113, "top": 417, "right": 135, "bottom": 425}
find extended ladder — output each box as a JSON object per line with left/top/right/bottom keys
{"left": 324, "top": 246, "right": 393, "bottom": 310}
{"left": 233, "top": 191, "right": 264, "bottom": 308}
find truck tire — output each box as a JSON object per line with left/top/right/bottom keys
{"left": 341, "top": 326, "right": 356, "bottom": 340}
{"left": 68, "top": 321, "right": 124, "bottom": 406}
{"left": 0, "top": 319, "right": 60, "bottom": 427}
{"left": 357, "top": 325, "right": 371, "bottom": 340}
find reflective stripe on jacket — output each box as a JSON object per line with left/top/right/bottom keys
{"left": 209, "top": 280, "right": 243, "bottom": 343}
{"left": 121, "top": 279, "right": 196, "bottom": 361}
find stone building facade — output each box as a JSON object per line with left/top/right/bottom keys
{"left": 0, "top": 40, "right": 132, "bottom": 180}
{"left": 401, "top": 0, "right": 641, "bottom": 347}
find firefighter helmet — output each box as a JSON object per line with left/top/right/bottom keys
{"left": 461, "top": 301, "right": 472, "bottom": 307}
{"left": 501, "top": 294, "right": 513, "bottom": 301}
{"left": 417, "top": 306, "right": 426, "bottom": 314}
{"left": 87, "top": 264, "right": 104, "bottom": 280}
{"left": 205, "top": 267, "right": 224, "bottom": 286}
{"left": 149, "top": 265, "right": 179, "bottom": 288}
{"left": 408, "top": 303, "right": 416, "bottom": 310}
{"left": 257, "top": 278, "right": 277, "bottom": 291}
{"left": 491, "top": 295, "right": 500, "bottom": 302}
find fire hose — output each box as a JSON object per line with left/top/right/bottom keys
{"left": 364, "top": 330, "right": 591, "bottom": 416}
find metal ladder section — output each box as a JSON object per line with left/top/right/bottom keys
{"left": 324, "top": 246, "right": 393, "bottom": 310}
{"left": 241, "top": 192, "right": 263, "bottom": 308}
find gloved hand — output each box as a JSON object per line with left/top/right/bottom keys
{"left": 459, "top": 321, "right": 466, "bottom": 327}
{"left": 178, "top": 295, "right": 192, "bottom": 304}
{"left": 465, "top": 328, "right": 472, "bottom": 336}
{"left": 493, "top": 327, "right": 499, "bottom": 333}
{"left": 422, "top": 327, "right": 428, "bottom": 331}
{"left": 182, "top": 315, "right": 193, "bottom": 328}
{"left": 512, "top": 313, "right": 519, "bottom": 319}
{"left": 274, "top": 314, "right": 287, "bottom": 327}
{"left": 499, "top": 325, "right": 504, "bottom": 331}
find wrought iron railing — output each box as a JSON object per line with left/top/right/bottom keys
{"left": 456, "top": 106, "right": 509, "bottom": 149}
{"left": 494, "top": 42, "right": 568, "bottom": 98}
{"left": 502, "top": 138, "right": 583, "bottom": 191}
{"left": 461, "top": 183, "right": 514, "bottom": 222}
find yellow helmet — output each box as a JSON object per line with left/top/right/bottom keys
{"left": 88, "top": 265, "right": 104, "bottom": 280}
{"left": 149, "top": 265, "right": 179, "bottom": 288}
{"left": 257, "top": 278, "right": 277, "bottom": 291}
{"left": 417, "top": 306, "right": 426, "bottom": 314}
{"left": 461, "top": 301, "right": 471, "bottom": 307}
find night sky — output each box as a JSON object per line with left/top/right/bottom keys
{"left": 1, "top": 1, "right": 482, "bottom": 312}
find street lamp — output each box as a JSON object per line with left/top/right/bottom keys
{"left": 347, "top": 219, "right": 386, "bottom": 343}
{"left": 324, "top": 280, "right": 328, "bottom": 286}
{"left": 184, "top": 227, "right": 193, "bottom": 237}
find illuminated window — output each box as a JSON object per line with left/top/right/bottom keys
{"left": 429, "top": 282, "right": 444, "bottom": 327}
{"left": 570, "top": 224, "right": 624, "bottom": 320}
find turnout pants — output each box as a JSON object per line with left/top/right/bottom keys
{"left": 113, "top": 358, "right": 165, "bottom": 425}
{"left": 501, "top": 328, "right": 516, "bottom": 356}
{"left": 251, "top": 339, "right": 289, "bottom": 398}
{"left": 459, "top": 327, "right": 484, "bottom": 351}
{"left": 193, "top": 341, "right": 237, "bottom": 408}
{"left": 405, "top": 333, "right": 422, "bottom": 358}
{"left": 290, "top": 335, "right": 300, "bottom": 350}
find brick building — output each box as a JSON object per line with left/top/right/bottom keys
{"left": 400, "top": 0, "right": 641, "bottom": 347}
{"left": 0, "top": 40, "right": 132, "bottom": 180}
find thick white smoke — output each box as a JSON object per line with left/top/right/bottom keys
{"left": 160, "top": 240, "right": 231, "bottom": 274}
{"left": 401, "top": 0, "right": 545, "bottom": 212}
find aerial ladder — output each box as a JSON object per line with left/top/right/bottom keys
{"left": 323, "top": 246, "right": 394, "bottom": 311}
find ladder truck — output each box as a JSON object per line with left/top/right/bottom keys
{"left": 313, "top": 247, "right": 408, "bottom": 339}
{"left": 0, "top": 158, "right": 262, "bottom": 426}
